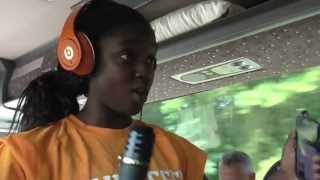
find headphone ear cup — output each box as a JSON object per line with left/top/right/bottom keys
{"left": 57, "top": 5, "right": 94, "bottom": 76}
{"left": 57, "top": 38, "right": 82, "bottom": 72}
{"left": 73, "top": 32, "right": 95, "bottom": 76}
{"left": 72, "top": 32, "right": 95, "bottom": 76}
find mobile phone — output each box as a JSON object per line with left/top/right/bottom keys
{"left": 296, "top": 110, "right": 320, "bottom": 180}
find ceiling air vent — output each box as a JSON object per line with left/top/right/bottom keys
{"left": 171, "top": 57, "right": 262, "bottom": 85}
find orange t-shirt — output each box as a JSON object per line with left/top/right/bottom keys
{"left": 0, "top": 115, "right": 207, "bottom": 180}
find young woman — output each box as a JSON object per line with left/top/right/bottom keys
{"left": 0, "top": 0, "right": 207, "bottom": 179}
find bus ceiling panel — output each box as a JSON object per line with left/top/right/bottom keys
{"left": 147, "top": 14, "right": 320, "bottom": 102}
{"left": 157, "top": 0, "right": 320, "bottom": 64}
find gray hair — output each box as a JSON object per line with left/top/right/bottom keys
{"left": 220, "top": 151, "right": 254, "bottom": 174}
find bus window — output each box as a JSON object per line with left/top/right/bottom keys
{"left": 142, "top": 66, "right": 320, "bottom": 179}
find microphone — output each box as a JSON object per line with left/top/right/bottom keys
{"left": 119, "top": 126, "right": 155, "bottom": 180}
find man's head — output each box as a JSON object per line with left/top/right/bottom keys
{"left": 219, "top": 151, "right": 255, "bottom": 180}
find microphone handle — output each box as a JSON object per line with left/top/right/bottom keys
{"left": 119, "top": 163, "right": 148, "bottom": 180}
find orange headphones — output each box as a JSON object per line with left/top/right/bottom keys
{"left": 57, "top": 3, "right": 95, "bottom": 76}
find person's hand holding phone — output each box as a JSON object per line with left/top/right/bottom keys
{"left": 312, "top": 156, "right": 320, "bottom": 180}
{"left": 279, "top": 129, "right": 298, "bottom": 180}
{"left": 280, "top": 129, "right": 320, "bottom": 180}
{"left": 268, "top": 129, "right": 320, "bottom": 180}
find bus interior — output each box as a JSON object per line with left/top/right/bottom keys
{"left": 0, "top": 0, "right": 320, "bottom": 179}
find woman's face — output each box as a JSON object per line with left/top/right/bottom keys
{"left": 90, "top": 24, "right": 157, "bottom": 116}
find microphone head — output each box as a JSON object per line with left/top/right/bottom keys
{"left": 123, "top": 126, "right": 155, "bottom": 166}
